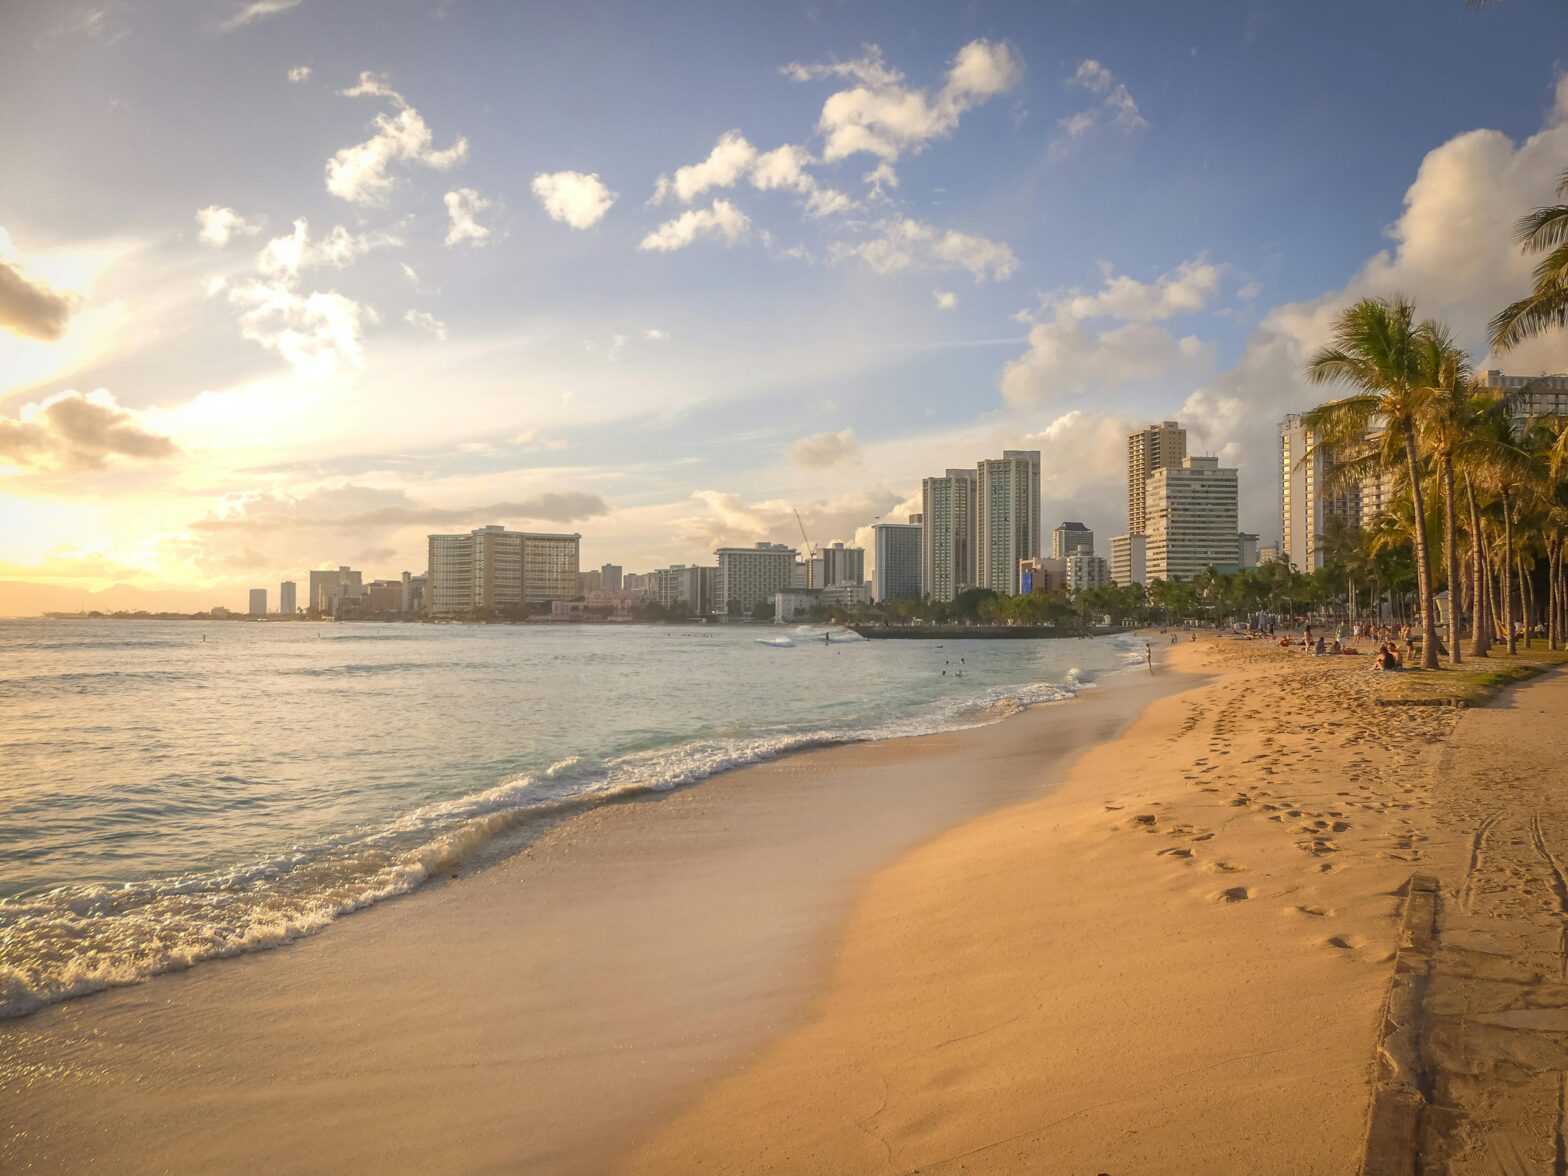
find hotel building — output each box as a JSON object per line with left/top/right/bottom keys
{"left": 714, "top": 543, "right": 797, "bottom": 615}
{"left": 1146, "top": 457, "right": 1240, "bottom": 582}
{"left": 426, "top": 525, "right": 580, "bottom": 616}
{"left": 248, "top": 588, "right": 267, "bottom": 616}
{"left": 1051, "top": 521, "right": 1094, "bottom": 558}
{"left": 1109, "top": 534, "right": 1147, "bottom": 587}
{"left": 278, "top": 581, "right": 297, "bottom": 615}
{"left": 920, "top": 468, "right": 977, "bottom": 602}
{"left": 872, "top": 522, "right": 923, "bottom": 602}
{"left": 976, "top": 451, "right": 1041, "bottom": 595}
{"left": 1127, "top": 421, "right": 1188, "bottom": 534}
{"left": 1279, "top": 413, "right": 1362, "bottom": 571}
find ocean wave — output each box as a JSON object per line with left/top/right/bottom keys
{"left": 0, "top": 672, "right": 1080, "bottom": 1020}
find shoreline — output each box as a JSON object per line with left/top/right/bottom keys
{"left": 0, "top": 647, "right": 1182, "bottom": 1173}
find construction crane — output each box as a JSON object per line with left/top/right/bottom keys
{"left": 792, "top": 508, "right": 817, "bottom": 589}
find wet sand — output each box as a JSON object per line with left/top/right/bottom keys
{"left": 0, "top": 658, "right": 1180, "bottom": 1174}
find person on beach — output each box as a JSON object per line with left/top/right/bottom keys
{"left": 1314, "top": 636, "right": 1326, "bottom": 656}
{"left": 1144, "top": 642, "right": 1154, "bottom": 674}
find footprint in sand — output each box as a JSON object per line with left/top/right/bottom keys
{"left": 1294, "top": 905, "right": 1334, "bottom": 917}
{"left": 1324, "top": 934, "right": 1364, "bottom": 951}
{"left": 1214, "top": 886, "right": 1252, "bottom": 903}
{"left": 1158, "top": 847, "right": 1194, "bottom": 859}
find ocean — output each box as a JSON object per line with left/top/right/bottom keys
{"left": 0, "top": 619, "right": 1142, "bottom": 1018}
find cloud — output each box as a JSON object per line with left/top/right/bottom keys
{"left": 221, "top": 0, "right": 302, "bottom": 31}
{"left": 1051, "top": 59, "right": 1147, "bottom": 159}
{"left": 195, "top": 205, "right": 261, "bottom": 247}
{"left": 531, "top": 171, "right": 616, "bottom": 229}
{"left": 326, "top": 73, "right": 469, "bottom": 207}
{"left": 443, "top": 188, "right": 491, "bottom": 246}
{"left": 403, "top": 309, "right": 447, "bottom": 341}
{"left": 1045, "top": 256, "right": 1224, "bottom": 322}
{"left": 0, "top": 254, "right": 74, "bottom": 342}
{"left": 0, "top": 389, "right": 178, "bottom": 470}
{"left": 1000, "top": 318, "right": 1210, "bottom": 406}
{"left": 638, "top": 199, "right": 751, "bottom": 252}
{"left": 1179, "top": 91, "right": 1568, "bottom": 536}
{"left": 933, "top": 289, "right": 957, "bottom": 310}
{"left": 191, "top": 486, "right": 611, "bottom": 534}
{"left": 830, "top": 217, "right": 1017, "bottom": 282}
{"left": 789, "top": 427, "right": 860, "bottom": 467}
{"left": 222, "top": 219, "right": 391, "bottom": 376}
{"left": 287, "top": 65, "right": 311, "bottom": 83}
{"left": 784, "top": 39, "right": 1021, "bottom": 166}
{"left": 650, "top": 133, "right": 853, "bottom": 218}
{"left": 1020, "top": 409, "right": 1138, "bottom": 497}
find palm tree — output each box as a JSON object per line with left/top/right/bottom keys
{"left": 1490, "top": 167, "right": 1568, "bottom": 353}
{"left": 1305, "top": 296, "right": 1441, "bottom": 668}
{"left": 1413, "top": 321, "right": 1475, "bottom": 664}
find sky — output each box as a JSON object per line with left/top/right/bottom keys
{"left": 3, "top": 0, "right": 1568, "bottom": 612}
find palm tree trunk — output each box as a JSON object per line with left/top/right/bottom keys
{"left": 1521, "top": 550, "right": 1535, "bottom": 649}
{"left": 1400, "top": 421, "right": 1440, "bottom": 669}
{"left": 1466, "top": 475, "right": 1489, "bottom": 656}
{"left": 1441, "top": 454, "right": 1462, "bottom": 664}
{"left": 1502, "top": 492, "right": 1518, "bottom": 656}
{"left": 1549, "top": 534, "right": 1561, "bottom": 651}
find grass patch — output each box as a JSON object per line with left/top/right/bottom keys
{"left": 1381, "top": 651, "right": 1560, "bottom": 707}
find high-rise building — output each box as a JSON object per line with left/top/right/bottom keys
{"left": 307, "top": 566, "right": 364, "bottom": 614}
{"left": 576, "top": 569, "right": 603, "bottom": 596}
{"left": 1003, "top": 449, "right": 1042, "bottom": 559}
{"left": 976, "top": 451, "right": 1041, "bottom": 595}
{"left": 819, "top": 542, "right": 865, "bottom": 588}
{"left": 1238, "top": 533, "right": 1260, "bottom": 570}
{"left": 1065, "top": 553, "right": 1111, "bottom": 591}
{"left": 1127, "top": 421, "right": 1188, "bottom": 534}
{"left": 367, "top": 580, "right": 405, "bottom": 612}
{"left": 426, "top": 526, "right": 581, "bottom": 616}
{"left": 248, "top": 588, "right": 267, "bottom": 616}
{"left": 278, "top": 581, "right": 297, "bottom": 615}
{"left": 920, "top": 468, "right": 977, "bottom": 602}
{"left": 1279, "top": 414, "right": 1362, "bottom": 571}
{"left": 1110, "top": 535, "right": 1147, "bottom": 587}
{"left": 1146, "top": 457, "right": 1240, "bottom": 582}
{"left": 600, "top": 564, "right": 623, "bottom": 593}
{"left": 1259, "top": 545, "right": 1280, "bottom": 565}
{"left": 651, "top": 564, "right": 714, "bottom": 615}
{"left": 1051, "top": 521, "right": 1094, "bottom": 559}
{"left": 871, "top": 523, "right": 922, "bottom": 603}
{"left": 1476, "top": 370, "right": 1568, "bottom": 423}
{"left": 714, "top": 543, "right": 797, "bottom": 615}
{"left": 401, "top": 571, "right": 426, "bottom": 613}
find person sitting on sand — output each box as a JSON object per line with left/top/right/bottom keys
{"left": 1314, "top": 636, "right": 1326, "bottom": 656}
{"left": 1331, "top": 639, "right": 1342, "bottom": 655}
{"left": 1372, "top": 643, "right": 1397, "bottom": 672}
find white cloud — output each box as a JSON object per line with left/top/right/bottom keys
{"left": 221, "top": 0, "right": 302, "bottom": 30}
{"left": 223, "top": 219, "right": 388, "bottom": 377}
{"left": 326, "top": 73, "right": 469, "bottom": 207}
{"left": 1049, "top": 256, "right": 1224, "bottom": 322}
{"left": 531, "top": 171, "right": 616, "bottom": 229}
{"left": 1052, "top": 59, "right": 1147, "bottom": 159}
{"left": 830, "top": 218, "right": 1017, "bottom": 282}
{"left": 255, "top": 218, "right": 400, "bottom": 280}
{"left": 1000, "top": 318, "right": 1210, "bottom": 406}
{"left": 787, "top": 39, "right": 1022, "bottom": 165}
{"left": 789, "top": 427, "right": 860, "bottom": 468}
{"left": 403, "top": 309, "right": 447, "bottom": 341}
{"left": 677, "top": 487, "right": 899, "bottom": 553}
{"left": 644, "top": 327, "right": 669, "bottom": 341}
{"left": 933, "top": 289, "right": 957, "bottom": 311}
{"left": 195, "top": 205, "right": 261, "bottom": 248}
{"left": 443, "top": 188, "right": 491, "bottom": 247}
{"left": 0, "top": 388, "right": 178, "bottom": 470}
{"left": 0, "top": 241, "right": 75, "bottom": 342}
{"left": 400, "top": 263, "right": 420, "bottom": 286}
{"left": 1021, "top": 409, "right": 1139, "bottom": 497}
{"left": 287, "top": 65, "right": 311, "bottom": 83}
{"left": 638, "top": 199, "right": 751, "bottom": 253}
{"left": 651, "top": 133, "right": 853, "bottom": 219}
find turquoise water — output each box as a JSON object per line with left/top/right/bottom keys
{"left": 0, "top": 619, "right": 1141, "bottom": 1017}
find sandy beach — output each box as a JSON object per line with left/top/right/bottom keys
{"left": 4, "top": 636, "right": 1566, "bottom": 1174}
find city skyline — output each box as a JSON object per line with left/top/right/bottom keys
{"left": 4, "top": 1, "right": 1568, "bottom": 614}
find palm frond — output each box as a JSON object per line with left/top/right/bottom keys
{"left": 1490, "top": 281, "right": 1568, "bottom": 352}
{"left": 1514, "top": 203, "right": 1568, "bottom": 252}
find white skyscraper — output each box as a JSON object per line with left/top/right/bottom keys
{"left": 872, "top": 522, "right": 922, "bottom": 603}
{"left": 921, "top": 468, "right": 977, "bottom": 602}
{"left": 278, "top": 581, "right": 296, "bottom": 615}
{"left": 1146, "top": 457, "right": 1240, "bottom": 582}
{"left": 975, "top": 451, "right": 1041, "bottom": 595}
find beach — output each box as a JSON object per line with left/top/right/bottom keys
{"left": 4, "top": 635, "right": 1565, "bottom": 1173}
